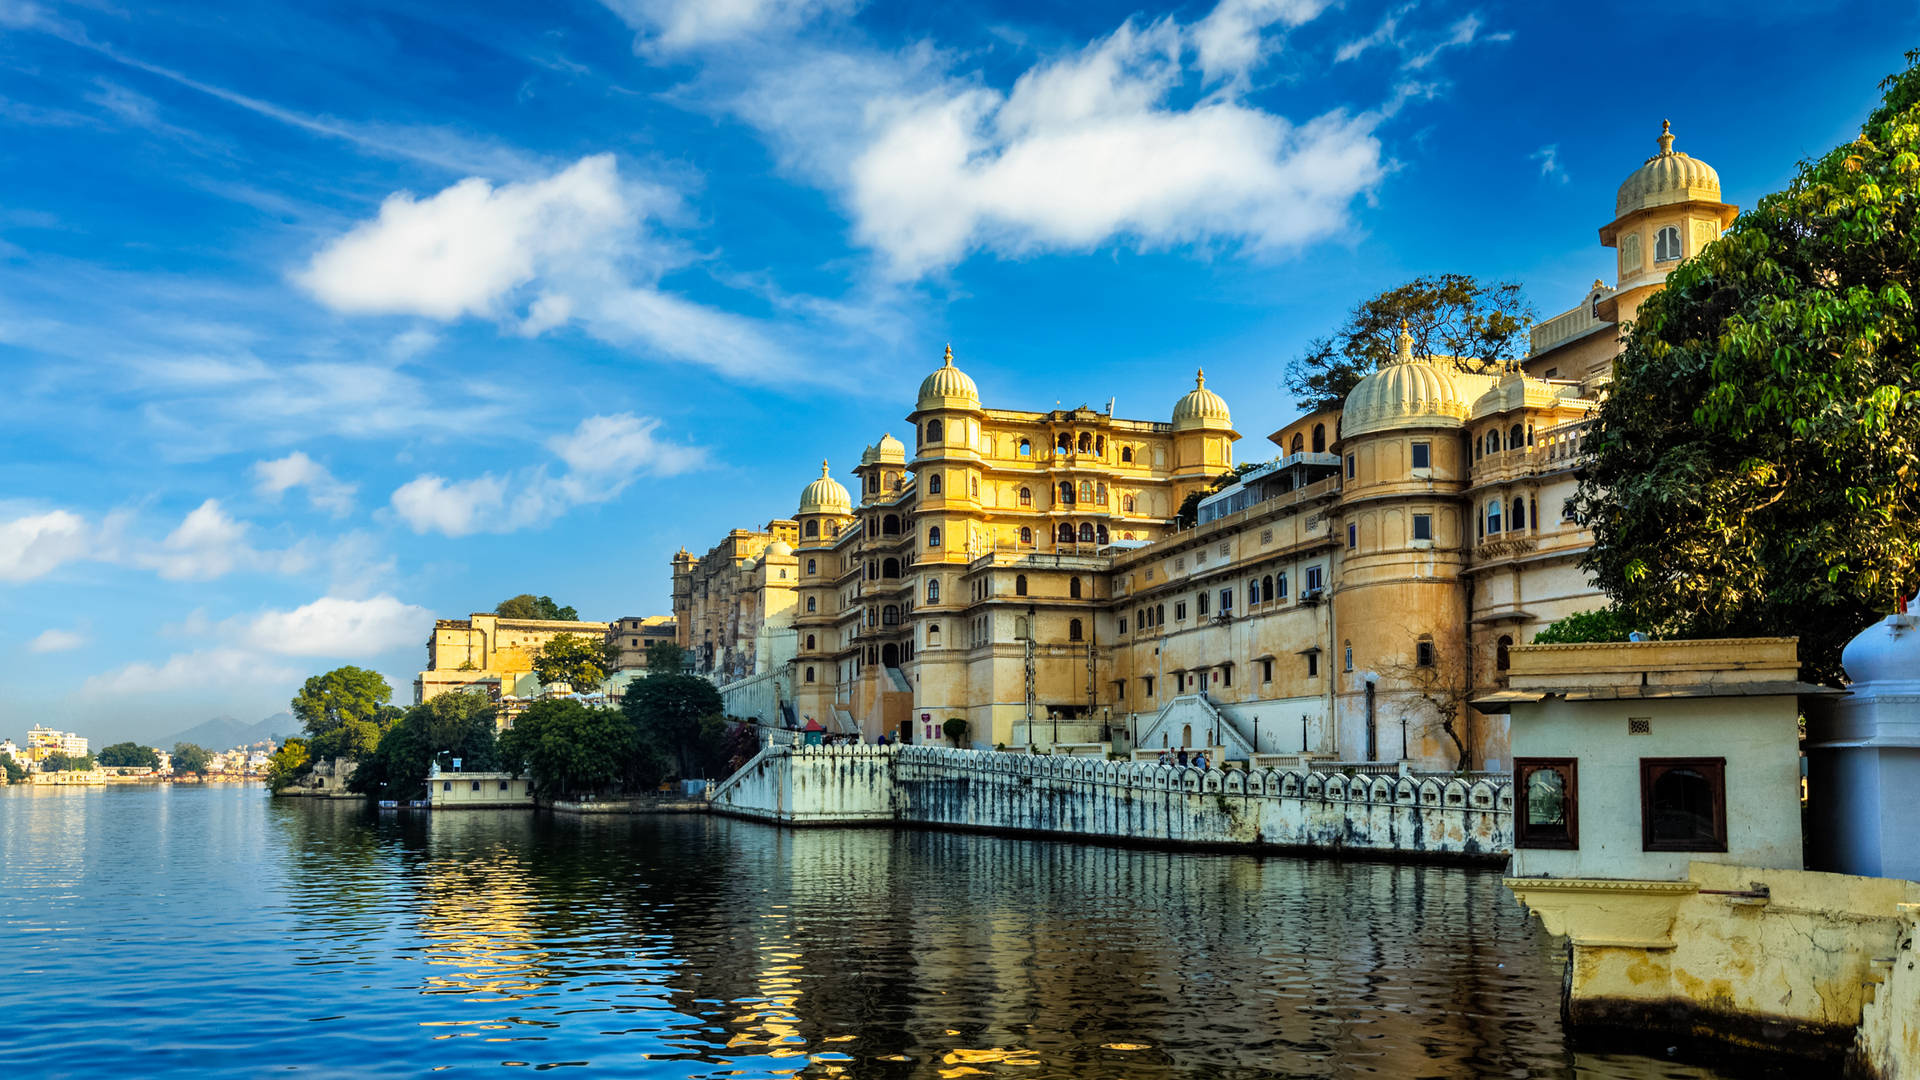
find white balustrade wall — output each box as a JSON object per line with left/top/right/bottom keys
{"left": 710, "top": 743, "right": 1514, "bottom": 861}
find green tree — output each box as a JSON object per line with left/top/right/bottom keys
{"left": 531, "top": 633, "right": 617, "bottom": 690}
{"left": 350, "top": 692, "right": 501, "bottom": 801}
{"left": 292, "top": 666, "right": 395, "bottom": 761}
{"left": 1284, "top": 274, "right": 1535, "bottom": 411}
{"left": 622, "top": 673, "right": 724, "bottom": 779}
{"left": 942, "top": 718, "right": 969, "bottom": 747}
{"left": 2, "top": 755, "right": 24, "bottom": 784}
{"left": 1573, "top": 54, "right": 1920, "bottom": 684}
{"left": 265, "top": 738, "right": 311, "bottom": 793}
{"left": 97, "top": 742, "right": 160, "bottom": 769}
{"left": 41, "top": 751, "right": 73, "bottom": 772}
{"left": 1532, "top": 609, "right": 1635, "bottom": 645}
{"left": 644, "top": 640, "right": 689, "bottom": 675}
{"left": 172, "top": 742, "right": 214, "bottom": 776}
{"left": 496, "top": 594, "right": 579, "bottom": 621}
{"left": 496, "top": 699, "right": 631, "bottom": 799}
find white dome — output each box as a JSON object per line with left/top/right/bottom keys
{"left": 764, "top": 539, "right": 794, "bottom": 558}
{"left": 1840, "top": 614, "right": 1920, "bottom": 691}
{"left": 1616, "top": 121, "right": 1723, "bottom": 218}
{"left": 916, "top": 344, "right": 981, "bottom": 411}
{"left": 1341, "top": 323, "right": 1477, "bottom": 437}
{"left": 872, "top": 432, "right": 906, "bottom": 463}
{"left": 1172, "top": 369, "right": 1232, "bottom": 430}
{"left": 798, "top": 460, "right": 851, "bottom": 515}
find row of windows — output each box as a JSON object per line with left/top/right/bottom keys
{"left": 1516, "top": 756, "right": 1727, "bottom": 852}
{"left": 1476, "top": 424, "right": 1538, "bottom": 460}
{"left": 921, "top": 420, "right": 1148, "bottom": 466}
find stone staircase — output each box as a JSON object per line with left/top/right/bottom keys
{"left": 1135, "top": 694, "right": 1254, "bottom": 758}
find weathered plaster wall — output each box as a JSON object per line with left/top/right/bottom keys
{"left": 711, "top": 743, "right": 1513, "bottom": 861}
{"left": 1853, "top": 902, "right": 1920, "bottom": 1080}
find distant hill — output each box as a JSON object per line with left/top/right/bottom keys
{"left": 160, "top": 712, "right": 296, "bottom": 751}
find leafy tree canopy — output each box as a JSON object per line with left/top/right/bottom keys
{"left": 1531, "top": 609, "right": 1635, "bottom": 645}
{"left": 292, "top": 666, "right": 395, "bottom": 761}
{"left": 622, "top": 674, "right": 725, "bottom": 779}
{"left": 644, "top": 640, "right": 689, "bottom": 675}
{"left": 2, "top": 755, "right": 24, "bottom": 784}
{"left": 41, "top": 751, "right": 93, "bottom": 772}
{"left": 1284, "top": 273, "right": 1535, "bottom": 411}
{"left": 350, "top": 693, "right": 502, "bottom": 800}
{"left": 265, "top": 738, "right": 310, "bottom": 793}
{"left": 532, "top": 633, "right": 617, "bottom": 690}
{"left": 497, "top": 699, "right": 631, "bottom": 799}
{"left": 1574, "top": 54, "right": 1920, "bottom": 684}
{"left": 496, "top": 594, "right": 579, "bottom": 621}
{"left": 97, "top": 741, "right": 160, "bottom": 769}
{"left": 172, "top": 743, "right": 213, "bottom": 775}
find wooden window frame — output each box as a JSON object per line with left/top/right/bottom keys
{"left": 1640, "top": 757, "right": 1728, "bottom": 853}
{"left": 1515, "top": 757, "right": 1579, "bottom": 850}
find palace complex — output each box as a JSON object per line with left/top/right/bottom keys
{"left": 672, "top": 122, "right": 1735, "bottom": 771}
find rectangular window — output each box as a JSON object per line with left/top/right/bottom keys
{"left": 1413, "top": 514, "right": 1433, "bottom": 541}
{"left": 1197, "top": 593, "right": 1209, "bottom": 616}
{"left": 1219, "top": 588, "right": 1232, "bottom": 613}
{"left": 1416, "top": 641, "right": 1435, "bottom": 667}
{"left": 1410, "top": 441, "right": 1430, "bottom": 469}
{"left": 1641, "top": 758, "right": 1728, "bottom": 852}
{"left": 1222, "top": 666, "right": 1232, "bottom": 687}
{"left": 1119, "top": 617, "right": 1128, "bottom": 634}
{"left": 1345, "top": 453, "right": 1356, "bottom": 479}
{"left": 1306, "top": 565, "right": 1323, "bottom": 592}
{"left": 1176, "top": 602, "right": 1188, "bottom": 621}
{"left": 1306, "top": 652, "right": 1319, "bottom": 677}
{"left": 1347, "top": 523, "right": 1357, "bottom": 549}
{"left": 1515, "top": 758, "right": 1579, "bottom": 849}
{"left": 1261, "top": 659, "right": 1273, "bottom": 683}
{"left": 1144, "top": 676, "right": 1155, "bottom": 696}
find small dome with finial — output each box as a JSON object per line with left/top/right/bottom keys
{"left": 1616, "top": 119, "right": 1722, "bottom": 218}
{"left": 1172, "top": 368, "right": 1232, "bottom": 429}
{"left": 798, "top": 460, "right": 851, "bottom": 515}
{"left": 916, "top": 343, "right": 981, "bottom": 411}
{"left": 872, "top": 432, "right": 906, "bottom": 463}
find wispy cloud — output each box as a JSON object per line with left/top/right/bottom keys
{"left": 1532, "top": 143, "right": 1568, "bottom": 183}
{"left": 600, "top": 0, "right": 859, "bottom": 52}
{"left": 28, "top": 626, "right": 88, "bottom": 654}
{"left": 253, "top": 452, "right": 357, "bottom": 516}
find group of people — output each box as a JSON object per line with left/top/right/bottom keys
{"left": 1156, "top": 748, "right": 1211, "bottom": 770}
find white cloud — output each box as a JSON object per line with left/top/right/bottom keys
{"left": 1532, "top": 144, "right": 1568, "bottom": 183}
{"left": 834, "top": 17, "right": 1386, "bottom": 278}
{"left": 1403, "top": 14, "right": 1509, "bottom": 70}
{"left": 132, "top": 499, "right": 308, "bottom": 582}
{"left": 253, "top": 451, "right": 357, "bottom": 516}
{"left": 244, "top": 594, "right": 431, "bottom": 657}
{"left": 0, "top": 509, "right": 89, "bottom": 581}
{"left": 78, "top": 646, "right": 300, "bottom": 701}
{"left": 1191, "top": 0, "right": 1330, "bottom": 84}
{"left": 600, "top": 0, "right": 855, "bottom": 51}
{"left": 29, "top": 627, "right": 87, "bottom": 653}
{"left": 1334, "top": 4, "right": 1411, "bottom": 63}
{"left": 391, "top": 411, "right": 707, "bottom": 536}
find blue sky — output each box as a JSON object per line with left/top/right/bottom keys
{"left": 1, "top": 0, "right": 1910, "bottom": 744}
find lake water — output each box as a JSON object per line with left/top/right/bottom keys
{"left": 1, "top": 784, "right": 1778, "bottom": 1078}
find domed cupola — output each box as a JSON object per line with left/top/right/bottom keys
{"left": 872, "top": 432, "right": 906, "bottom": 463}
{"left": 797, "top": 460, "right": 851, "bottom": 516}
{"left": 916, "top": 344, "right": 981, "bottom": 412}
{"left": 764, "top": 539, "right": 794, "bottom": 558}
{"left": 1172, "top": 369, "right": 1233, "bottom": 431}
{"left": 1341, "top": 321, "right": 1477, "bottom": 438}
{"left": 1615, "top": 121, "right": 1723, "bottom": 219}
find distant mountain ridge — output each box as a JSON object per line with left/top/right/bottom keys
{"left": 160, "top": 712, "right": 295, "bottom": 750}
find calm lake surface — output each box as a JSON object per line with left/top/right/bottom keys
{"left": 1, "top": 784, "right": 1778, "bottom": 1079}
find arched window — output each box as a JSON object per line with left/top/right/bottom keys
{"left": 1122, "top": 494, "right": 1135, "bottom": 513}
{"left": 1656, "top": 224, "right": 1682, "bottom": 262}
{"left": 1078, "top": 432, "right": 1092, "bottom": 452}
{"left": 1527, "top": 423, "right": 1535, "bottom": 447}
{"left": 1290, "top": 433, "right": 1304, "bottom": 455}
{"left": 1079, "top": 481, "right": 1093, "bottom": 503}
{"left": 970, "top": 476, "right": 978, "bottom": 497}
{"left": 1248, "top": 579, "right": 1259, "bottom": 607}
{"left": 1019, "top": 487, "right": 1032, "bottom": 506}
{"left": 805, "top": 520, "right": 819, "bottom": 537}
{"left": 1078, "top": 522, "right": 1095, "bottom": 543}
{"left": 1513, "top": 497, "right": 1527, "bottom": 530}
{"left": 882, "top": 557, "right": 900, "bottom": 578}
{"left": 926, "top": 623, "right": 940, "bottom": 646}
{"left": 867, "top": 561, "right": 877, "bottom": 579}
{"left": 1057, "top": 523, "right": 1074, "bottom": 543}
{"left": 1096, "top": 524, "right": 1109, "bottom": 544}
{"left": 1069, "top": 618, "right": 1084, "bottom": 642}
{"left": 882, "top": 514, "right": 900, "bottom": 535}
{"left": 1121, "top": 446, "right": 1133, "bottom": 463}
{"left": 928, "top": 526, "right": 942, "bottom": 547}
{"left": 1095, "top": 436, "right": 1105, "bottom": 455}
{"left": 1156, "top": 603, "right": 1165, "bottom": 624}
{"left": 1312, "top": 424, "right": 1326, "bottom": 453}
{"left": 1016, "top": 574, "right": 1028, "bottom": 596}
{"left": 1069, "top": 577, "right": 1082, "bottom": 599}
{"left": 1486, "top": 499, "right": 1503, "bottom": 534}
{"left": 926, "top": 418, "right": 944, "bottom": 443}
{"left": 1018, "top": 439, "right": 1031, "bottom": 457}
{"left": 928, "top": 474, "right": 942, "bottom": 495}
{"left": 806, "top": 558, "right": 816, "bottom": 574}
{"left": 1059, "top": 481, "right": 1074, "bottom": 504}
{"left": 1056, "top": 433, "right": 1071, "bottom": 452}
{"left": 1095, "top": 482, "right": 1107, "bottom": 504}
{"left": 1014, "top": 617, "right": 1029, "bottom": 640}
{"left": 806, "top": 596, "right": 817, "bottom": 612}
{"left": 805, "top": 666, "right": 816, "bottom": 683}
{"left": 1276, "top": 572, "right": 1287, "bottom": 598}
{"left": 882, "top": 604, "right": 899, "bottom": 625}
{"left": 1497, "top": 634, "right": 1513, "bottom": 671}
{"left": 927, "top": 579, "right": 940, "bottom": 603}
{"left": 1019, "top": 526, "right": 1033, "bottom": 545}
{"left": 805, "top": 634, "right": 816, "bottom": 650}
{"left": 1508, "top": 423, "right": 1523, "bottom": 450}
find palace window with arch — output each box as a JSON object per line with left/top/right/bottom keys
{"left": 1655, "top": 225, "right": 1682, "bottom": 263}
{"left": 806, "top": 597, "right": 816, "bottom": 612}
{"left": 1058, "top": 481, "right": 1074, "bottom": 504}
{"left": 926, "top": 579, "right": 940, "bottom": 603}
{"left": 1016, "top": 574, "right": 1028, "bottom": 596}
{"left": 928, "top": 474, "right": 942, "bottom": 495}
{"left": 1068, "top": 618, "right": 1084, "bottom": 642}
{"left": 805, "top": 520, "right": 819, "bottom": 537}
{"left": 1069, "top": 576, "right": 1081, "bottom": 599}
{"left": 1019, "top": 526, "right": 1033, "bottom": 545}
{"left": 1018, "top": 438, "right": 1031, "bottom": 457}
{"left": 927, "top": 526, "right": 941, "bottom": 547}
{"left": 1078, "top": 522, "right": 1095, "bottom": 543}
{"left": 1486, "top": 499, "right": 1503, "bottom": 535}
{"left": 926, "top": 418, "right": 944, "bottom": 443}
{"left": 1120, "top": 446, "right": 1133, "bottom": 463}
{"left": 1019, "top": 486, "right": 1032, "bottom": 507}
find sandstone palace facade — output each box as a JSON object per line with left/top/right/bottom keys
{"left": 672, "top": 124, "right": 1734, "bottom": 772}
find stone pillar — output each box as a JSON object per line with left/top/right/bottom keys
{"left": 1806, "top": 613, "right": 1920, "bottom": 882}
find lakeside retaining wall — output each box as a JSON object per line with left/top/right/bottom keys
{"left": 710, "top": 743, "right": 1513, "bottom": 861}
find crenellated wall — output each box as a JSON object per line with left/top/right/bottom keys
{"left": 710, "top": 743, "right": 1513, "bottom": 862}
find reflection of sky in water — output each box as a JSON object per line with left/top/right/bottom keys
{"left": 0, "top": 787, "right": 1783, "bottom": 1079}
